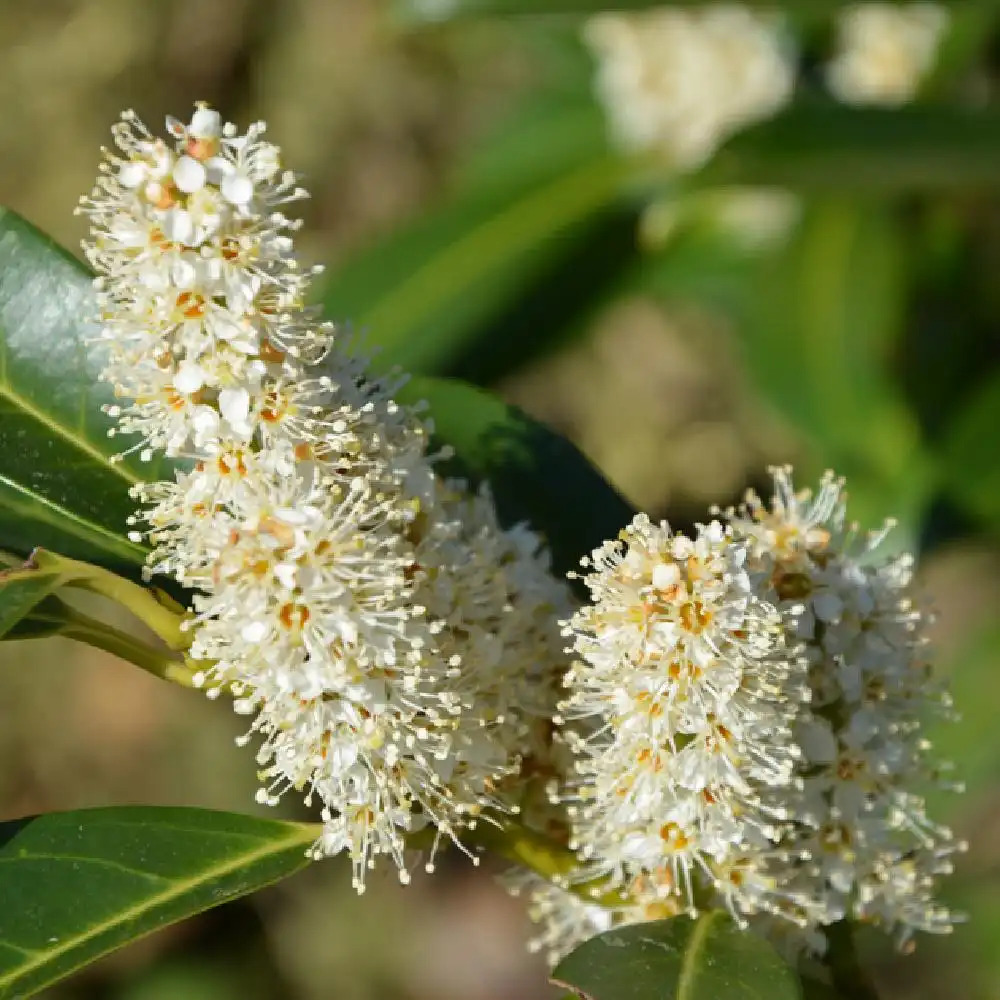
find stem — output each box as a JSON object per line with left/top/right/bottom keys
{"left": 463, "top": 818, "right": 628, "bottom": 908}
{"left": 825, "top": 920, "right": 880, "bottom": 1000}
{"left": 60, "top": 607, "right": 199, "bottom": 688}
{"left": 30, "top": 549, "right": 190, "bottom": 651}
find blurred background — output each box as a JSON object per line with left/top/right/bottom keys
{"left": 1, "top": 1, "right": 999, "bottom": 998}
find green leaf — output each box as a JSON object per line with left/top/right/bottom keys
{"left": 0, "top": 549, "right": 185, "bottom": 649}
{"left": 0, "top": 594, "right": 75, "bottom": 642}
{"left": 552, "top": 912, "right": 801, "bottom": 1000}
{"left": 0, "top": 208, "right": 175, "bottom": 573}
{"left": 710, "top": 105, "right": 1000, "bottom": 192}
{"left": 0, "top": 807, "right": 316, "bottom": 999}
{"left": 397, "top": 376, "right": 634, "bottom": 574}
{"left": 320, "top": 107, "right": 625, "bottom": 377}
{"left": 940, "top": 373, "right": 1000, "bottom": 536}
{"left": 0, "top": 554, "right": 68, "bottom": 639}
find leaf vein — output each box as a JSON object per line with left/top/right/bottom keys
{"left": 0, "top": 381, "right": 136, "bottom": 487}
{"left": 0, "top": 473, "right": 146, "bottom": 561}
{"left": 0, "top": 823, "right": 314, "bottom": 991}
{"left": 0, "top": 854, "right": 170, "bottom": 883}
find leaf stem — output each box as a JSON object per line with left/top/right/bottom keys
{"left": 462, "top": 817, "right": 628, "bottom": 907}
{"left": 30, "top": 549, "right": 190, "bottom": 651}
{"left": 825, "top": 920, "right": 880, "bottom": 1000}
{"left": 60, "top": 606, "right": 199, "bottom": 688}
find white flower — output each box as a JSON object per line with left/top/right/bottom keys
{"left": 544, "top": 468, "right": 963, "bottom": 959}
{"left": 80, "top": 105, "right": 571, "bottom": 891}
{"left": 723, "top": 467, "right": 964, "bottom": 951}
{"left": 559, "top": 512, "right": 805, "bottom": 918}
{"left": 506, "top": 872, "right": 622, "bottom": 967}
{"left": 826, "top": 3, "right": 950, "bottom": 106}
{"left": 582, "top": 6, "right": 795, "bottom": 169}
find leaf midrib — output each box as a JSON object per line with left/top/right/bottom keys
{"left": 676, "top": 911, "right": 720, "bottom": 1000}
{"left": 0, "top": 821, "right": 316, "bottom": 993}
{"left": 0, "top": 473, "right": 146, "bottom": 561}
{"left": 0, "top": 373, "right": 137, "bottom": 488}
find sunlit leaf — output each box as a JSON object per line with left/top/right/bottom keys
{"left": 0, "top": 807, "right": 316, "bottom": 1000}
{"left": 940, "top": 373, "right": 1000, "bottom": 536}
{"left": 0, "top": 208, "right": 176, "bottom": 573}
{"left": 552, "top": 912, "right": 801, "bottom": 1000}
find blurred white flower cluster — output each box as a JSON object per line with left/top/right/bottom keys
{"left": 79, "top": 105, "right": 571, "bottom": 892}
{"left": 582, "top": 6, "right": 796, "bottom": 169}
{"left": 583, "top": 3, "right": 950, "bottom": 172}
{"left": 827, "top": 3, "right": 950, "bottom": 106}
{"left": 547, "top": 469, "right": 961, "bottom": 963}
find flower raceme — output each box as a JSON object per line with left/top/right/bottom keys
{"left": 553, "top": 470, "right": 962, "bottom": 962}
{"left": 558, "top": 512, "right": 810, "bottom": 942}
{"left": 725, "top": 469, "right": 963, "bottom": 952}
{"left": 79, "top": 105, "right": 571, "bottom": 891}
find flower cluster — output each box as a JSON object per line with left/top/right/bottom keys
{"left": 559, "top": 514, "right": 808, "bottom": 925}
{"left": 582, "top": 6, "right": 795, "bottom": 169}
{"left": 549, "top": 470, "right": 961, "bottom": 962}
{"left": 79, "top": 105, "right": 571, "bottom": 891}
{"left": 725, "top": 469, "right": 963, "bottom": 953}
{"left": 826, "top": 3, "right": 950, "bottom": 106}
{"left": 583, "top": 3, "right": 951, "bottom": 172}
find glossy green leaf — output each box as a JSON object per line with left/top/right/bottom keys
{"left": 711, "top": 105, "right": 1000, "bottom": 192}
{"left": 397, "top": 376, "right": 634, "bottom": 574}
{"left": 552, "top": 912, "right": 801, "bottom": 1000}
{"left": 940, "top": 373, "right": 1000, "bottom": 535}
{"left": 320, "top": 104, "right": 625, "bottom": 377}
{"left": 0, "top": 208, "right": 175, "bottom": 573}
{"left": 0, "top": 807, "right": 316, "bottom": 999}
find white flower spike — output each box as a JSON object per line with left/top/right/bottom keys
{"left": 79, "top": 105, "right": 571, "bottom": 892}
{"left": 560, "top": 512, "right": 807, "bottom": 922}
{"left": 553, "top": 469, "right": 962, "bottom": 960}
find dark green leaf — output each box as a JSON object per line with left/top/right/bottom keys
{"left": 0, "top": 554, "right": 68, "bottom": 639}
{"left": 0, "top": 594, "right": 76, "bottom": 642}
{"left": 940, "top": 373, "right": 1000, "bottom": 535}
{"left": 553, "top": 912, "right": 801, "bottom": 1000}
{"left": 710, "top": 105, "right": 1000, "bottom": 192}
{"left": 0, "top": 807, "right": 316, "bottom": 999}
{"left": 397, "top": 376, "right": 634, "bottom": 574}
{"left": 446, "top": 202, "right": 644, "bottom": 386}
{"left": 0, "top": 208, "right": 175, "bottom": 573}
{"left": 320, "top": 108, "right": 625, "bottom": 376}
{"left": 800, "top": 978, "right": 843, "bottom": 1000}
